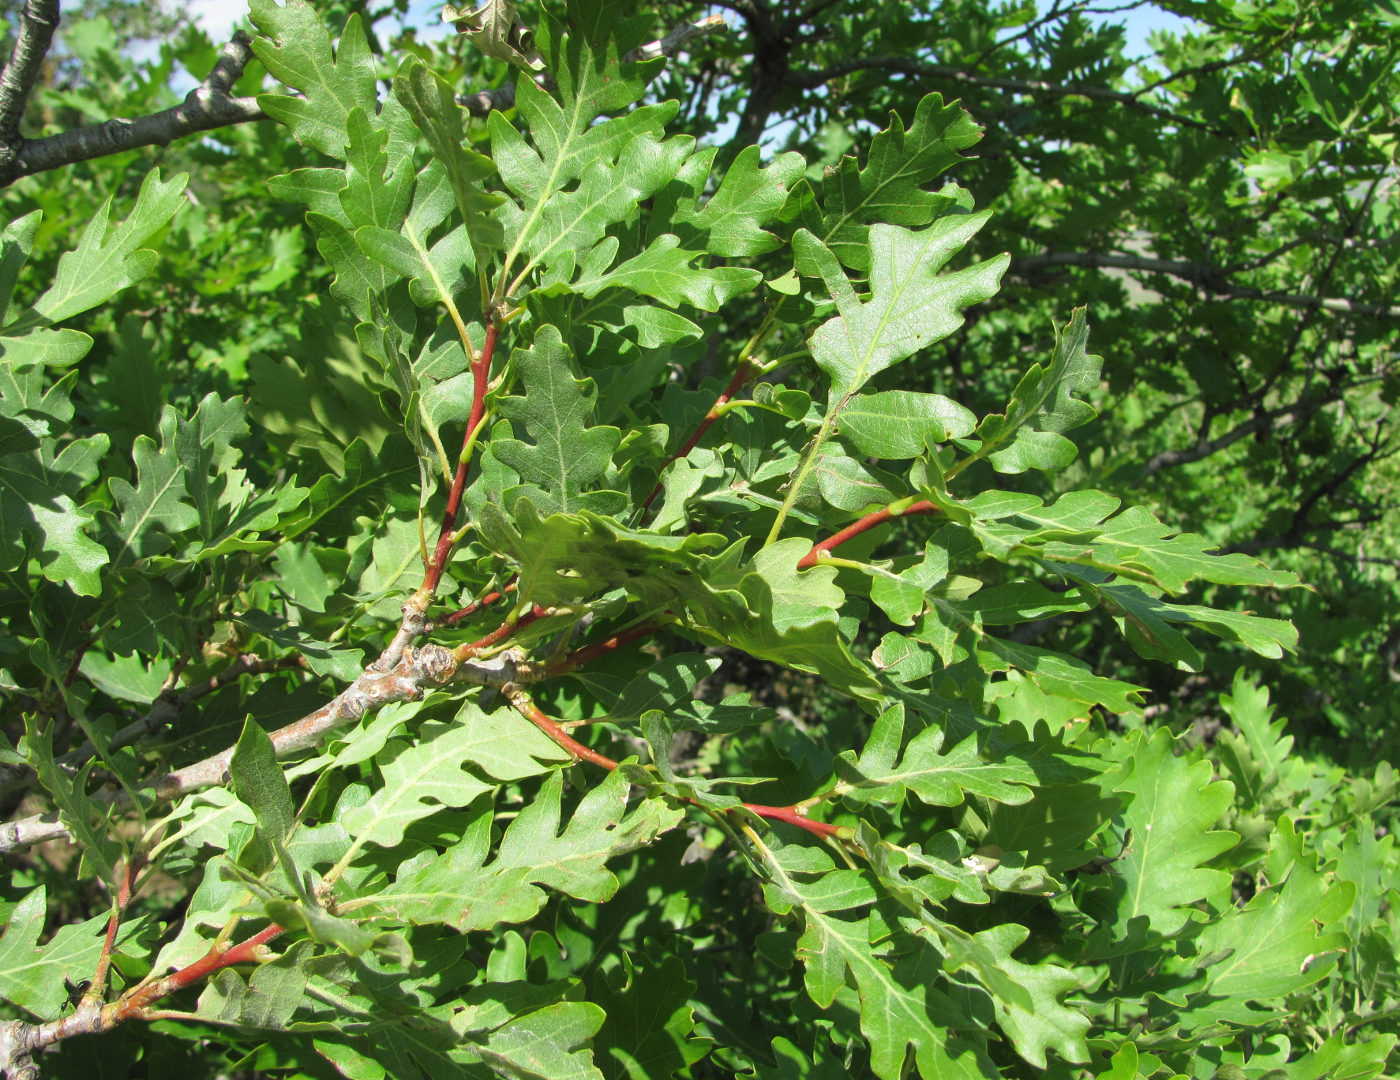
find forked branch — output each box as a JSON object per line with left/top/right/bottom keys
{"left": 0, "top": 30, "right": 263, "bottom": 187}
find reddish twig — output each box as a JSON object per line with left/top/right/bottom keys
{"left": 739, "top": 801, "right": 847, "bottom": 840}
{"left": 797, "top": 500, "right": 942, "bottom": 568}
{"left": 641, "top": 360, "right": 754, "bottom": 513}
{"left": 453, "top": 604, "right": 548, "bottom": 659}
{"left": 427, "top": 580, "right": 518, "bottom": 631}
{"left": 543, "top": 621, "right": 663, "bottom": 677}
{"left": 509, "top": 689, "right": 848, "bottom": 840}
{"left": 511, "top": 691, "right": 621, "bottom": 771}
{"left": 2, "top": 922, "right": 286, "bottom": 1073}
{"left": 86, "top": 856, "right": 144, "bottom": 1007}
{"left": 116, "top": 923, "right": 285, "bottom": 1018}
{"left": 62, "top": 638, "right": 93, "bottom": 687}
{"left": 424, "top": 322, "right": 501, "bottom": 598}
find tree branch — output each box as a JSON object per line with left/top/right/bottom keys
{"left": 1138, "top": 394, "right": 1338, "bottom": 476}
{"left": 456, "top": 15, "right": 727, "bottom": 117}
{"left": 0, "top": 922, "right": 286, "bottom": 1079}
{"left": 784, "top": 55, "right": 1233, "bottom": 137}
{"left": 0, "top": 643, "right": 531, "bottom": 855}
{"left": 508, "top": 686, "right": 849, "bottom": 840}
{"left": 1016, "top": 251, "right": 1400, "bottom": 320}
{"left": 798, "top": 500, "right": 942, "bottom": 568}
{"left": 0, "top": 656, "right": 303, "bottom": 802}
{"left": 0, "top": 0, "right": 59, "bottom": 149}
{"left": 0, "top": 31, "right": 263, "bottom": 187}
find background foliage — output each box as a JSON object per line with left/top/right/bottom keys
{"left": 1, "top": 0, "right": 1398, "bottom": 1077}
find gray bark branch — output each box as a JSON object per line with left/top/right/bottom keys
{"left": 0, "top": 645, "right": 533, "bottom": 854}
{"left": 0, "top": 0, "right": 59, "bottom": 148}
{"left": 785, "top": 55, "right": 1233, "bottom": 137}
{"left": 0, "top": 31, "right": 262, "bottom": 187}
{"left": 1015, "top": 251, "right": 1400, "bottom": 320}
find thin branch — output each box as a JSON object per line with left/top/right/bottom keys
{"left": 1, "top": 31, "right": 263, "bottom": 187}
{"left": 641, "top": 360, "right": 754, "bottom": 514}
{"left": 1134, "top": 25, "right": 1299, "bottom": 97}
{"left": 0, "top": 655, "right": 302, "bottom": 801}
{"left": 0, "top": 644, "right": 530, "bottom": 854}
{"left": 374, "top": 321, "right": 502, "bottom": 672}
{"left": 85, "top": 856, "right": 143, "bottom": 1009}
{"left": 797, "top": 500, "right": 942, "bottom": 568}
{"left": 0, "top": 923, "right": 286, "bottom": 1078}
{"left": 1016, "top": 251, "right": 1400, "bottom": 320}
{"left": 542, "top": 621, "right": 663, "bottom": 678}
{"left": 424, "top": 580, "right": 518, "bottom": 631}
{"left": 508, "top": 687, "right": 848, "bottom": 840}
{"left": 1138, "top": 394, "right": 1338, "bottom": 476}
{"left": 784, "top": 55, "right": 1233, "bottom": 137}
{"left": 456, "top": 14, "right": 727, "bottom": 116}
{"left": 0, "top": 0, "right": 59, "bottom": 147}
{"left": 510, "top": 687, "right": 620, "bottom": 771}
{"left": 453, "top": 604, "right": 549, "bottom": 659}
{"left": 630, "top": 13, "right": 727, "bottom": 62}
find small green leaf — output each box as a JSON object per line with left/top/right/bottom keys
{"left": 837, "top": 703, "right": 1037, "bottom": 808}
{"left": 340, "top": 708, "right": 570, "bottom": 849}
{"left": 1082, "top": 728, "right": 1237, "bottom": 954}
{"left": 490, "top": 326, "right": 623, "bottom": 514}
{"left": 839, "top": 390, "right": 976, "bottom": 458}
{"left": 796, "top": 219, "right": 1007, "bottom": 404}
{"left": 973, "top": 307, "right": 1101, "bottom": 474}
{"left": 250, "top": 4, "right": 379, "bottom": 159}
{"left": 393, "top": 58, "right": 505, "bottom": 257}
{"left": 28, "top": 169, "right": 187, "bottom": 324}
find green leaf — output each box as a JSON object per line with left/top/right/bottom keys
{"left": 592, "top": 953, "right": 710, "bottom": 1080}
{"left": 669, "top": 144, "right": 806, "bottom": 257}
{"left": 27, "top": 169, "right": 187, "bottom": 324}
{"left": 361, "top": 769, "right": 684, "bottom": 931}
{"left": 195, "top": 940, "right": 311, "bottom": 1029}
{"left": 490, "top": 326, "right": 623, "bottom": 514}
{"left": 108, "top": 407, "right": 200, "bottom": 562}
{"left": 24, "top": 715, "right": 123, "bottom": 880}
{"left": 971, "top": 307, "right": 1101, "bottom": 474}
{"left": 795, "top": 219, "right": 1007, "bottom": 404}
{"left": 1220, "top": 668, "right": 1293, "bottom": 779}
{"left": 1277, "top": 1034, "right": 1398, "bottom": 1080}
{"left": 836, "top": 703, "right": 1037, "bottom": 808}
{"left": 1082, "top": 728, "right": 1237, "bottom": 953}
{"left": 230, "top": 717, "right": 298, "bottom": 883}
{"left": 970, "top": 923, "right": 1089, "bottom": 1068}
{"left": 0, "top": 888, "right": 115, "bottom": 1020}
{"left": 500, "top": 128, "right": 692, "bottom": 287}
{"left": 250, "top": 4, "right": 378, "bottom": 159}
{"left": 475, "top": 1001, "right": 607, "bottom": 1080}
{"left": 393, "top": 57, "right": 505, "bottom": 258}
{"left": 0, "top": 326, "right": 91, "bottom": 368}
{"left": 0, "top": 208, "right": 40, "bottom": 325}
{"left": 490, "top": 11, "right": 680, "bottom": 285}
{"left": 759, "top": 843, "right": 995, "bottom": 1080}
{"left": 235, "top": 609, "right": 364, "bottom": 681}
{"left": 339, "top": 706, "right": 570, "bottom": 848}
{"left": 810, "top": 93, "right": 984, "bottom": 271}
{"left": 0, "top": 421, "right": 109, "bottom": 594}
{"left": 1187, "top": 852, "right": 1352, "bottom": 1019}
{"left": 839, "top": 390, "right": 976, "bottom": 458}
{"left": 566, "top": 233, "right": 761, "bottom": 310}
